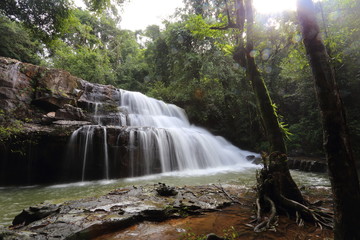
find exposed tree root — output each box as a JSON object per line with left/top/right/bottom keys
{"left": 252, "top": 152, "right": 333, "bottom": 232}
{"left": 254, "top": 195, "right": 277, "bottom": 232}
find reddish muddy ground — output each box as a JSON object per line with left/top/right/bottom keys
{"left": 95, "top": 188, "right": 333, "bottom": 240}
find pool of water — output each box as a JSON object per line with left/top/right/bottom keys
{"left": 0, "top": 165, "right": 330, "bottom": 228}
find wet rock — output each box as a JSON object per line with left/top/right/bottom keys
{"left": 46, "top": 112, "right": 55, "bottom": 118}
{"left": 141, "top": 209, "right": 169, "bottom": 221}
{"left": 246, "top": 155, "right": 255, "bottom": 161}
{"left": 0, "top": 123, "right": 84, "bottom": 186}
{"left": 287, "top": 157, "right": 327, "bottom": 173}
{"left": 31, "top": 68, "right": 79, "bottom": 111}
{"left": 246, "top": 153, "right": 327, "bottom": 173}
{"left": 12, "top": 203, "right": 59, "bottom": 226}
{"left": 246, "top": 155, "right": 262, "bottom": 165}
{"left": 206, "top": 233, "right": 226, "bottom": 240}
{"left": 2, "top": 185, "right": 242, "bottom": 240}
{"left": 156, "top": 183, "right": 178, "bottom": 196}
{"left": 55, "top": 104, "right": 87, "bottom": 121}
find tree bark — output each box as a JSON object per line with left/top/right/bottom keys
{"left": 297, "top": 0, "right": 360, "bottom": 239}
{"left": 243, "top": 0, "right": 286, "bottom": 153}
{"left": 242, "top": 0, "right": 305, "bottom": 205}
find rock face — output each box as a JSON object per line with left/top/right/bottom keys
{"left": 0, "top": 57, "right": 125, "bottom": 186}
{"left": 0, "top": 57, "right": 120, "bottom": 121}
{"left": 0, "top": 184, "right": 241, "bottom": 240}
{"left": 287, "top": 157, "right": 328, "bottom": 173}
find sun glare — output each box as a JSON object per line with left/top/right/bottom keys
{"left": 120, "top": 0, "right": 183, "bottom": 31}
{"left": 253, "top": 0, "right": 297, "bottom": 13}
{"left": 76, "top": 0, "right": 299, "bottom": 31}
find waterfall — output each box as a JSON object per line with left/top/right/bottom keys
{"left": 66, "top": 125, "right": 109, "bottom": 181}
{"left": 118, "top": 90, "right": 252, "bottom": 174}
{"left": 80, "top": 126, "right": 95, "bottom": 181}
{"left": 119, "top": 89, "right": 190, "bottom": 128}
{"left": 102, "top": 126, "right": 109, "bottom": 179}
{"left": 67, "top": 88, "right": 255, "bottom": 182}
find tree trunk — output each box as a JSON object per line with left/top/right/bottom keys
{"left": 297, "top": 0, "right": 360, "bottom": 239}
{"left": 243, "top": 0, "right": 286, "bottom": 154}
{"left": 242, "top": 0, "right": 305, "bottom": 205}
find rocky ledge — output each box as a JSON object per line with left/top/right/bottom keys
{"left": 287, "top": 157, "right": 327, "bottom": 173}
{"left": 0, "top": 183, "right": 243, "bottom": 240}
{"left": 246, "top": 155, "right": 328, "bottom": 173}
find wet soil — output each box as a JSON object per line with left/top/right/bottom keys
{"left": 95, "top": 188, "right": 333, "bottom": 240}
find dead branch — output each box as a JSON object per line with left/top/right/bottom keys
{"left": 212, "top": 183, "right": 241, "bottom": 204}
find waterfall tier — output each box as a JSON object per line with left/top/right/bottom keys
{"left": 68, "top": 88, "right": 254, "bottom": 181}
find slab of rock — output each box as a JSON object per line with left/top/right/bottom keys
{"left": 55, "top": 104, "right": 87, "bottom": 121}
{"left": 246, "top": 154, "right": 327, "bottom": 173}
{"left": 0, "top": 184, "right": 241, "bottom": 240}
{"left": 287, "top": 157, "right": 327, "bottom": 173}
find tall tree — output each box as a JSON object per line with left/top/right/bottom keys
{"left": 0, "top": 0, "right": 71, "bottom": 42}
{"left": 243, "top": 0, "right": 286, "bottom": 154}
{"left": 198, "top": 0, "right": 335, "bottom": 230}
{"left": 238, "top": 1, "right": 327, "bottom": 231}
{"left": 297, "top": 0, "right": 360, "bottom": 239}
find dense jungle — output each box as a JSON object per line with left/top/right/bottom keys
{"left": 1, "top": 0, "right": 359, "bottom": 156}
{"left": 1, "top": 0, "right": 360, "bottom": 239}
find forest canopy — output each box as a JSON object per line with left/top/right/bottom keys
{"left": 0, "top": 0, "right": 359, "bottom": 158}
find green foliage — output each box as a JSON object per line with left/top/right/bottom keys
{"left": 0, "top": 0, "right": 72, "bottom": 42}
{"left": 272, "top": 103, "right": 292, "bottom": 140}
{"left": 180, "top": 229, "right": 206, "bottom": 240}
{"left": 48, "top": 9, "right": 146, "bottom": 89}
{"left": 52, "top": 43, "right": 115, "bottom": 84}
{"left": 185, "top": 15, "right": 225, "bottom": 40}
{"left": 222, "top": 226, "right": 241, "bottom": 239}
{"left": 84, "top": 0, "right": 125, "bottom": 13}
{"left": 0, "top": 110, "right": 23, "bottom": 143}
{"left": 0, "top": 16, "right": 43, "bottom": 64}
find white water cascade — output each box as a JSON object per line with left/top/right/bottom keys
{"left": 67, "top": 125, "right": 112, "bottom": 181}
{"left": 119, "top": 90, "right": 254, "bottom": 176}
{"left": 67, "top": 88, "right": 255, "bottom": 181}
{"left": 102, "top": 126, "right": 109, "bottom": 179}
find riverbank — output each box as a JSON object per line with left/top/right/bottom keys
{"left": 96, "top": 187, "right": 333, "bottom": 240}
{"left": 0, "top": 183, "right": 333, "bottom": 240}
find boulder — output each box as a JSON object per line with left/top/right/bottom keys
{"left": 12, "top": 204, "right": 60, "bottom": 226}
{"left": 55, "top": 104, "right": 87, "bottom": 121}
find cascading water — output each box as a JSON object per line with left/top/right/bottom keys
{"left": 102, "top": 126, "right": 109, "bottom": 179}
{"left": 120, "top": 90, "right": 253, "bottom": 175}
{"left": 67, "top": 87, "right": 255, "bottom": 181}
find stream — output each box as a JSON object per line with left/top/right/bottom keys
{"left": 0, "top": 167, "right": 330, "bottom": 228}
